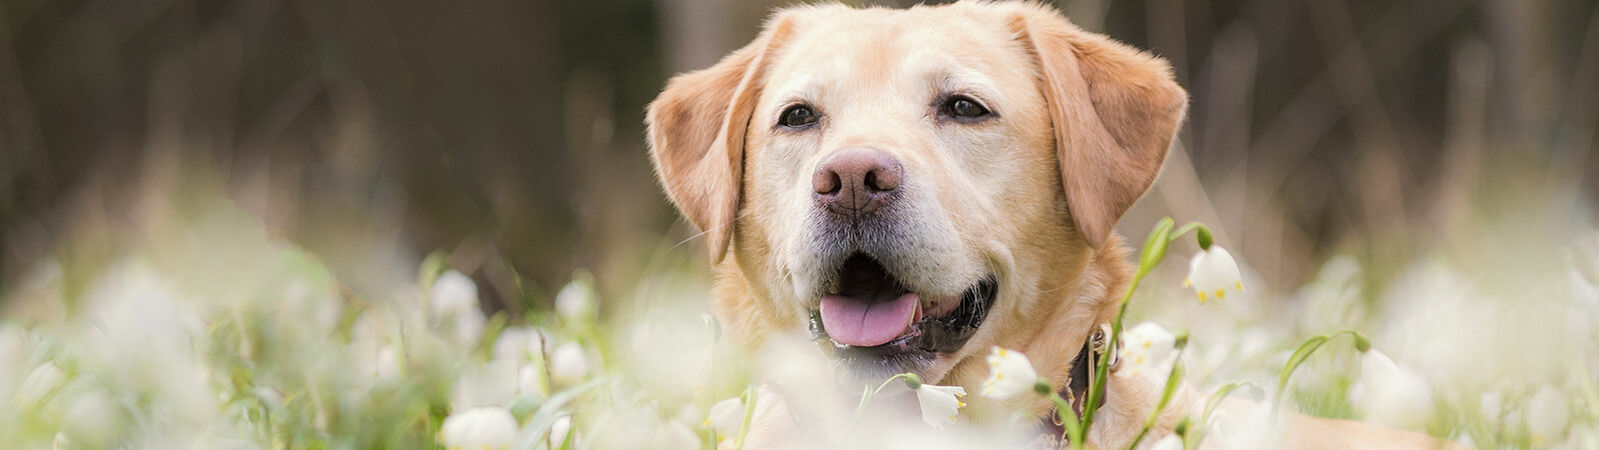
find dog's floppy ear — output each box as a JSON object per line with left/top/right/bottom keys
{"left": 1010, "top": 8, "right": 1188, "bottom": 250}
{"left": 646, "top": 15, "right": 796, "bottom": 263}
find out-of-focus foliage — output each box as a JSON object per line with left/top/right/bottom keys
{"left": 0, "top": 180, "right": 1595, "bottom": 448}
{"left": 2, "top": 0, "right": 1598, "bottom": 448}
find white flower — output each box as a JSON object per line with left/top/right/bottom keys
{"left": 494, "top": 327, "right": 546, "bottom": 362}
{"left": 554, "top": 276, "right": 596, "bottom": 323}
{"left": 1526, "top": 385, "right": 1570, "bottom": 445}
{"left": 431, "top": 270, "right": 486, "bottom": 345}
{"left": 439, "top": 406, "right": 518, "bottom": 450}
{"left": 706, "top": 396, "right": 746, "bottom": 442}
{"left": 1206, "top": 405, "right": 1281, "bottom": 450}
{"left": 452, "top": 358, "right": 519, "bottom": 410}
{"left": 518, "top": 363, "right": 547, "bottom": 399}
{"left": 914, "top": 384, "right": 967, "bottom": 429}
{"left": 548, "top": 342, "right": 590, "bottom": 385}
{"left": 1479, "top": 389, "right": 1506, "bottom": 419}
{"left": 1117, "top": 322, "right": 1178, "bottom": 379}
{"left": 1150, "top": 434, "right": 1184, "bottom": 450}
{"left": 1349, "top": 349, "right": 1433, "bottom": 429}
{"left": 375, "top": 345, "right": 401, "bottom": 379}
{"left": 63, "top": 388, "right": 119, "bottom": 443}
{"left": 980, "top": 346, "right": 1038, "bottom": 399}
{"left": 548, "top": 415, "right": 574, "bottom": 448}
{"left": 14, "top": 362, "right": 65, "bottom": 407}
{"left": 431, "top": 270, "right": 479, "bottom": 314}
{"left": 1185, "top": 246, "right": 1243, "bottom": 303}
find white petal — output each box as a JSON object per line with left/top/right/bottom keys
{"left": 1149, "top": 434, "right": 1184, "bottom": 450}
{"left": 439, "top": 406, "right": 518, "bottom": 449}
{"left": 1118, "top": 322, "right": 1177, "bottom": 377}
{"left": 431, "top": 270, "right": 478, "bottom": 314}
{"left": 548, "top": 415, "right": 573, "bottom": 448}
{"left": 548, "top": 342, "right": 590, "bottom": 385}
{"left": 1186, "top": 246, "right": 1244, "bottom": 302}
{"left": 706, "top": 396, "right": 746, "bottom": 440}
{"left": 1353, "top": 349, "right": 1433, "bottom": 429}
{"left": 554, "top": 278, "right": 595, "bottom": 323}
{"left": 915, "top": 385, "right": 967, "bottom": 428}
{"left": 1526, "top": 386, "right": 1570, "bottom": 442}
{"left": 980, "top": 346, "right": 1039, "bottom": 399}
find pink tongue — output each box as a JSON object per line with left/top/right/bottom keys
{"left": 819, "top": 292, "right": 920, "bottom": 347}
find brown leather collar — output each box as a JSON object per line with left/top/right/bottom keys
{"left": 1036, "top": 326, "right": 1114, "bottom": 448}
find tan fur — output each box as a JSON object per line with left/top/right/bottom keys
{"left": 646, "top": 2, "right": 1453, "bottom": 448}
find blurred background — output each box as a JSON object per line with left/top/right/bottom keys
{"left": 2, "top": 0, "right": 1597, "bottom": 313}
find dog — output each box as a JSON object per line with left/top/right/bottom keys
{"left": 646, "top": 2, "right": 1459, "bottom": 448}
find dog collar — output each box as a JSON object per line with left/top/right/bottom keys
{"left": 1034, "top": 325, "right": 1118, "bottom": 449}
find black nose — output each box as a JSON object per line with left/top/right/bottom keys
{"left": 813, "top": 148, "right": 903, "bottom": 218}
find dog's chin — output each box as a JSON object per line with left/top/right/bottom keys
{"left": 806, "top": 253, "right": 998, "bottom": 380}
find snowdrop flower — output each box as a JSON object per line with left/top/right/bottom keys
{"left": 1349, "top": 349, "right": 1433, "bottom": 429}
{"left": 1118, "top": 322, "right": 1178, "bottom": 379}
{"left": 706, "top": 396, "right": 745, "bottom": 442}
{"left": 548, "top": 415, "right": 574, "bottom": 448}
{"left": 913, "top": 384, "right": 967, "bottom": 429}
{"left": 554, "top": 276, "right": 596, "bottom": 324}
{"left": 63, "top": 388, "right": 119, "bottom": 444}
{"left": 1479, "top": 389, "right": 1506, "bottom": 420}
{"left": 494, "top": 327, "right": 546, "bottom": 362}
{"left": 1185, "top": 245, "right": 1243, "bottom": 303}
{"left": 980, "top": 346, "right": 1038, "bottom": 400}
{"left": 375, "top": 345, "right": 401, "bottom": 379}
{"left": 431, "top": 270, "right": 486, "bottom": 345}
{"left": 548, "top": 342, "right": 590, "bottom": 385}
{"left": 1149, "top": 434, "right": 1183, "bottom": 450}
{"left": 1526, "top": 385, "right": 1570, "bottom": 445}
{"left": 14, "top": 362, "right": 65, "bottom": 407}
{"left": 1206, "top": 405, "right": 1280, "bottom": 450}
{"left": 452, "top": 358, "right": 518, "bottom": 410}
{"left": 439, "top": 406, "right": 518, "bottom": 450}
{"left": 518, "top": 362, "right": 548, "bottom": 399}
{"left": 431, "top": 270, "right": 478, "bottom": 314}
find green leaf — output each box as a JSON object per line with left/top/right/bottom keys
{"left": 513, "top": 378, "right": 604, "bottom": 450}
{"left": 1138, "top": 218, "right": 1176, "bottom": 273}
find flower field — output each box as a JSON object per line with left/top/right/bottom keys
{"left": 2, "top": 190, "right": 1596, "bottom": 450}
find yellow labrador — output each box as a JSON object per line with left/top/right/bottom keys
{"left": 647, "top": 1, "right": 1457, "bottom": 448}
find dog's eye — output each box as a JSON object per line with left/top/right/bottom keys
{"left": 778, "top": 104, "right": 819, "bottom": 129}
{"left": 940, "top": 96, "right": 992, "bottom": 120}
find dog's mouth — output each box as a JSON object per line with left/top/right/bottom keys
{"left": 807, "top": 253, "right": 997, "bottom": 369}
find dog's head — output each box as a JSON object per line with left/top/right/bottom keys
{"left": 647, "top": 2, "right": 1185, "bottom": 383}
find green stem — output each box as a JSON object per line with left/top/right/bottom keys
{"left": 1080, "top": 218, "right": 1213, "bottom": 443}
{"left": 1270, "top": 330, "right": 1368, "bottom": 422}
{"left": 1201, "top": 381, "right": 1261, "bottom": 426}
{"left": 1125, "top": 351, "right": 1187, "bottom": 450}
{"left": 734, "top": 385, "right": 758, "bottom": 450}
{"left": 1045, "top": 390, "right": 1087, "bottom": 450}
{"left": 850, "top": 373, "right": 912, "bottom": 425}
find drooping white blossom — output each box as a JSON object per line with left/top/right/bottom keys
{"left": 439, "top": 406, "right": 518, "bottom": 450}
{"left": 980, "top": 346, "right": 1038, "bottom": 400}
{"left": 548, "top": 342, "right": 590, "bottom": 385}
{"left": 913, "top": 384, "right": 967, "bottom": 429}
{"left": 1185, "top": 246, "right": 1244, "bottom": 303}
{"left": 1349, "top": 349, "right": 1433, "bottom": 429}
{"left": 706, "top": 396, "right": 746, "bottom": 442}
{"left": 1118, "top": 322, "right": 1178, "bottom": 379}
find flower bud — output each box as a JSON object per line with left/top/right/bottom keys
{"left": 1034, "top": 379, "right": 1052, "bottom": 395}
{"left": 902, "top": 373, "right": 923, "bottom": 390}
